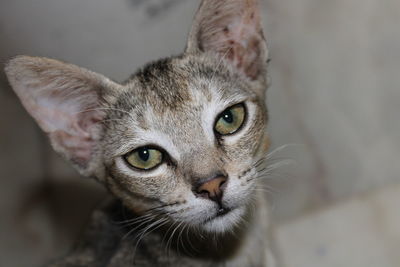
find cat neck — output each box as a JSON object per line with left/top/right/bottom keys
{"left": 111, "top": 199, "right": 256, "bottom": 261}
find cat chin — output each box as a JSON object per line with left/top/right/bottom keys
{"left": 200, "top": 206, "right": 245, "bottom": 233}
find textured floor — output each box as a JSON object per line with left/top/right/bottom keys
{"left": 274, "top": 184, "right": 400, "bottom": 267}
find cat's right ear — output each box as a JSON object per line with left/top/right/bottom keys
{"left": 4, "top": 56, "right": 121, "bottom": 178}
{"left": 186, "top": 0, "right": 269, "bottom": 92}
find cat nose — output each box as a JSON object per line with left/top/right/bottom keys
{"left": 193, "top": 175, "right": 227, "bottom": 203}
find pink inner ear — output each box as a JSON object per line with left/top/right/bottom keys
{"left": 5, "top": 56, "right": 115, "bottom": 173}
{"left": 15, "top": 78, "right": 105, "bottom": 168}
{"left": 194, "top": 0, "right": 267, "bottom": 80}
{"left": 32, "top": 97, "right": 104, "bottom": 166}
{"left": 51, "top": 130, "right": 94, "bottom": 167}
{"left": 219, "top": 19, "right": 263, "bottom": 79}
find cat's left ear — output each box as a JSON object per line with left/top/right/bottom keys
{"left": 186, "top": 0, "right": 269, "bottom": 90}
{"left": 5, "top": 56, "right": 121, "bottom": 178}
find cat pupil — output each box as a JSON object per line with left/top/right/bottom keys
{"left": 138, "top": 148, "right": 149, "bottom": 161}
{"left": 222, "top": 110, "right": 234, "bottom": 123}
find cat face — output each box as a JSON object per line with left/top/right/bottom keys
{"left": 5, "top": 0, "right": 269, "bottom": 233}
{"left": 103, "top": 55, "right": 268, "bottom": 232}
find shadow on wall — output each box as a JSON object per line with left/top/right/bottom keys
{"left": 127, "top": 0, "right": 185, "bottom": 19}
{"left": 15, "top": 179, "right": 106, "bottom": 246}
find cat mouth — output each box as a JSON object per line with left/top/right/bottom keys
{"left": 200, "top": 206, "right": 245, "bottom": 232}
{"left": 216, "top": 207, "right": 231, "bottom": 217}
{"left": 203, "top": 206, "right": 233, "bottom": 224}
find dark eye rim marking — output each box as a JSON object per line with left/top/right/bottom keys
{"left": 123, "top": 144, "right": 175, "bottom": 172}
{"left": 213, "top": 102, "right": 247, "bottom": 137}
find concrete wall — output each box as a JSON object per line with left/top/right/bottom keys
{"left": 1, "top": 0, "right": 399, "bottom": 266}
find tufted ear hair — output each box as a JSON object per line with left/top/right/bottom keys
{"left": 186, "top": 0, "right": 269, "bottom": 87}
{"left": 4, "top": 56, "right": 121, "bottom": 177}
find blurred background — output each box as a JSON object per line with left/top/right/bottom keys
{"left": 0, "top": 0, "right": 399, "bottom": 266}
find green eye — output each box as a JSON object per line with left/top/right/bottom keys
{"left": 124, "top": 147, "right": 163, "bottom": 170}
{"left": 215, "top": 103, "right": 246, "bottom": 135}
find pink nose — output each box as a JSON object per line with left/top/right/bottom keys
{"left": 194, "top": 176, "right": 227, "bottom": 203}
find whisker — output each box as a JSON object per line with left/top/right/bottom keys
{"left": 175, "top": 221, "right": 187, "bottom": 256}
{"left": 185, "top": 224, "right": 199, "bottom": 253}
{"left": 115, "top": 203, "right": 178, "bottom": 225}
{"left": 167, "top": 220, "right": 185, "bottom": 257}
{"left": 163, "top": 221, "right": 179, "bottom": 256}
{"left": 264, "top": 144, "right": 302, "bottom": 160}
{"left": 131, "top": 218, "right": 170, "bottom": 264}
{"left": 178, "top": 223, "right": 194, "bottom": 256}
{"left": 118, "top": 212, "right": 156, "bottom": 227}
{"left": 122, "top": 214, "right": 157, "bottom": 240}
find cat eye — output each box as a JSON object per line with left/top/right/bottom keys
{"left": 214, "top": 103, "right": 246, "bottom": 135}
{"left": 124, "top": 147, "right": 163, "bottom": 170}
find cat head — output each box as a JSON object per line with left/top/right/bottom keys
{"left": 5, "top": 0, "right": 270, "bottom": 233}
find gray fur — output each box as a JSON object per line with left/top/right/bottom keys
{"left": 4, "top": 0, "right": 276, "bottom": 266}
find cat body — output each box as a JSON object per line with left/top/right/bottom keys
{"left": 48, "top": 194, "right": 272, "bottom": 267}
{"left": 5, "top": 0, "right": 276, "bottom": 266}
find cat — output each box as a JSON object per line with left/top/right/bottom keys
{"left": 4, "top": 0, "right": 276, "bottom": 266}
